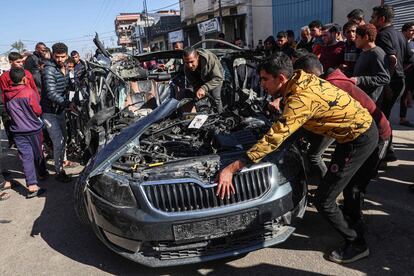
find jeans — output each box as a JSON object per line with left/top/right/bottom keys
{"left": 314, "top": 122, "right": 378, "bottom": 243}
{"left": 43, "top": 112, "right": 67, "bottom": 173}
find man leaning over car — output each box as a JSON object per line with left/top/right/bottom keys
{"left": 217, "top": 52, "right": 378, "bottom": 264}
{"left": 182, "top": 47, "right": 224, "bottom": 113}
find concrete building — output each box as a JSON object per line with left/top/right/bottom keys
{"left": 114, "top": 13, "right": 140, "bottom": 48}
{"left": 180, "top": 0, "right": 255, "bottom": 48}
{"left": 132, "top": 10, "right": 181, "bottom": 53}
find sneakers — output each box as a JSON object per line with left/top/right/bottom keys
{"left": 55, "top": 171, "right": 72, "bottom": 183}
{"left": 328, "top": 241, "right": 369, "bottom": 264}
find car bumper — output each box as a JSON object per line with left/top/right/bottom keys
{"left": 84, "top": 180, "right": 306, "bottom": 267}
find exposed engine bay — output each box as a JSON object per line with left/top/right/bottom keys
{"left": 110, "top": 98, "right": 274, "bottom": 183}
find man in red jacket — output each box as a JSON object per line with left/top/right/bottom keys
{"left": 294, "top": 54, "right": 391, "bottom": 262}
{"left": 0, "top": 52, "right": 39, "bottom": 102}
{"left": 4, "top": 68, "right": 47, "bottom": 198}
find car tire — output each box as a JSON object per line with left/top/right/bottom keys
{"left": 74, "top": 177, "right": 90, "bottom": 225}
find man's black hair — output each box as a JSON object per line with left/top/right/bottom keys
{"left": 277, "top": 31, "right": 287, "bottom": 38}
{"left": 183, "top": 47, "right": 197, "bottom": 57}
{"left": 35, "top": 42, "right": 46, "bottom": 48}
{"left": 8, "top": 52, "right": 23, "bottom": 62}
{"left": 308, "top": 20, "right": 323, "bottom": 29}
{"left": 52, "top": 42, "right": 68, "bottom": 54}
{"left": 322, "top": 23, "right": 341, "bottom": 33}
{"left": 373, "top": 5, "right": 395, "bottom": 24}
{"left": 286, "top": 30, "right": 295, "bottom": 38}
{"left": 218, "top": 32, "right": 225, "bottom": 39}
{"left": 264, "top": 35, "right": 276, "bottom": 46}
{"left": 9, "top": 67, "right": 26, "bottom": 84}
{"left": 257, "top": 52, "right": 293, "bottom": 79}
{"left": 402, "top": 22, "right": 414, "bottom": 32}
{"left": 67, "top": 57, "right": 76, "bottom": 65}
{"left": 293, "top": 54, "right": 323, "bottom": 76}
{"left": 343, "top": 21, "right": 358, "bottom": 34}
{"left": 347, "top": 9, "right": 364, "bottom": 21}
{"left": 70, "top": 50, "right": 79, "bottom": 57}
{"left": 292, "top": 48, "right": 310, "bottom": 59}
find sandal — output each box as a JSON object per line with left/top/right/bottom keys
{"left": 26, "top": 188, "right": 46, "bottom": 199}
{"left": 0, "top": 191, "right": 10, "bottom": 201}
{"left": 63, "top": 161, "right": 80, "bottom": 168}
{"left": 0, "top": 181, "right": 15, "bottom": 191}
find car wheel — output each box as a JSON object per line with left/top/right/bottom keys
{"left": 74, "top": 177, "right": 90, "bottom": 225}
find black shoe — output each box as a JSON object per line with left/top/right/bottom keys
{"left": 328, "top": 241, "right": 369, "bottom": 264}
{"left": 383, "top": 151, "right": 397, "bottom": 162}
{"left": 55, "top": 171, "right": 72, "bottom": 183}
{"left": 26, "top": 188, "right": 46, "bottom": 199}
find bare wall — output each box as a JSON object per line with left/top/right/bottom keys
{"left": 332, "top": 0, "right": 382, "bottom": 27}
{"left": 252, "top": 0, "right": 273, "bottom": 47}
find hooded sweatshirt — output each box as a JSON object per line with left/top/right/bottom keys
{"left": 0, "top": 69, "right": 40, "bottom": 105}
{"left": 325, "top": 69, "right": 391, "bottom": 141}
{"left": 246, "top": 70, "right": 372, "bottom": 163}
{"left": 4, "top": 84, "right": 43, "bottom": 134}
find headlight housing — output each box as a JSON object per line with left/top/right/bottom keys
{"left": 89, "top": 172, "right": 137, "bottom": 207}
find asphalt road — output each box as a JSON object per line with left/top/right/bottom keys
{"left": 1, "top": 105, "right": 413, "bottom": 276}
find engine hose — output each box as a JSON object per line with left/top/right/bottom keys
{"left": 111, "top": 163, "right": 133, "bottom": 173}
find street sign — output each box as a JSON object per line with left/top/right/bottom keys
{"left": 168, "top": 29, "right": 184, "bottom": 43}
{"left": 197, "top": 18, "right": 221, "bottom": 36}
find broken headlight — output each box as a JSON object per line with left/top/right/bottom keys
{"left": 89, "top": 173, "right": 137, "bottom": 207}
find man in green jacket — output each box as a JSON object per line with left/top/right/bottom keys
{"left": 183, "top": 47, "right": 224, "bottom": 112}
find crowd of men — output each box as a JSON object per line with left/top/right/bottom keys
{"left": 0, "top": 43, "right": 84, "bottom": 199}
{"left": 0, "top": 3, "right": 413, "bottom": 265}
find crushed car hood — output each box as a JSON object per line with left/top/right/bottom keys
{"left": 87, "top": 98, "right": 181, "bottom": 177}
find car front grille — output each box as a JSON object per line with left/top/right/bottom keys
{"left": 142, "top": 165, "right": 272, "bottom": 212}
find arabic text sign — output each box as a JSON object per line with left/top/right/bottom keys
{"left": 197, "top": 18, "right": 221, "bottom": 36}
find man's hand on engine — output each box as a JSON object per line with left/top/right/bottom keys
{"left": 196, "top": 88, "right": 206, "bottom": 99}
{"left": 216, "top": 160, "right": 246, "bottom": 199}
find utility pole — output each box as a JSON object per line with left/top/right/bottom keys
{"left": 218, "top": 0, "right": 223, "bottom": 32}
{"left": 143, "top": 0, "right": 150, "bottom": 50}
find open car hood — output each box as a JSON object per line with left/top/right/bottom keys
{"left": 87, "top": 98, "right": 181, "bottom": 177}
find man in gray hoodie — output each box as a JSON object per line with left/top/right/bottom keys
{"left": 183, "top": 47, "right": 224, "bottom": 112}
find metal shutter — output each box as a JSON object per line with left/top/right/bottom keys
{"left": 384, "top": 0, "right": 414, "bottom": 31}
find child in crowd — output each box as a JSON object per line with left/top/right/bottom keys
{"left": 4, "top": 68, "right": 47, "bottom": 198}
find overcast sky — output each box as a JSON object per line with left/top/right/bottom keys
{"left": 0, "top": 0, "right": 179, "bottom": 56}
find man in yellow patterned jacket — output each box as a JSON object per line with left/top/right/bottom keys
{"left": 217, "top": 53, "right": 378, "bottom": 264}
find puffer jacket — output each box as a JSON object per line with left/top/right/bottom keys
{"left": 40, "top": 60, "right": 70, "bottom": 114}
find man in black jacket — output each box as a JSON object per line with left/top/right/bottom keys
{"left": 24, "top": 42, "right": 47, "bottom": 93}
{"left": 370, "top": 4, "right": 414, "bottom": 162}
{"left": 41, "top": 42, "right": 75, "bottom": 182}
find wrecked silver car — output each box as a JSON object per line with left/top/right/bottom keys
{"left": 74, "top": 42, "right": 308, "bottom": 267}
